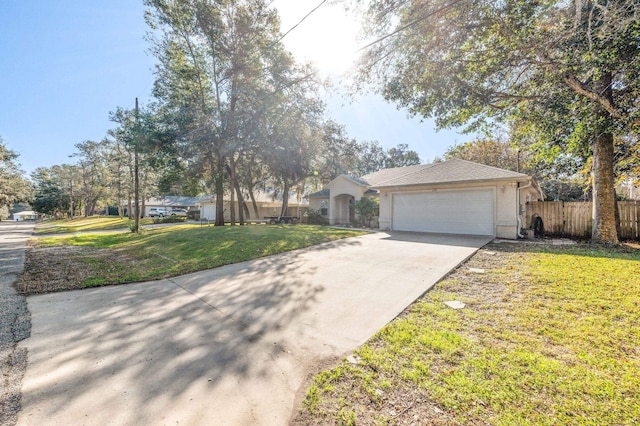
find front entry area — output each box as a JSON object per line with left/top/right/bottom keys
{"left": 392, "top": 188, "right": 496, "bottom": 236}
{"left": 331, "top": 194, "right": 355, "bottom": 225}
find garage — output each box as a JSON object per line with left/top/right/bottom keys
{"left": 392, "top": 188, "right": 495, "bottom": 236}
{"left": 315, "top": 159, "right": 543, "bottom": 239}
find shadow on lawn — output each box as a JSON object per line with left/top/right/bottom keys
{"left": 490, "top": 238, "right": 640, "bottom": 260}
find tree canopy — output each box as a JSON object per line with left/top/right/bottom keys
{"left": 355, "top": 0, "right": 639, "bottom": 242}
{"left": 0, "top": 136, "right": 32, "bottom": 216}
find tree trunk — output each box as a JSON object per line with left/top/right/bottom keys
{"left": 229, "top": 174, "right": 236, "bottom": 226}
{"left": 215, "top": 155, "right": 225, "bottom": 227}
{"left": 591, "top": 74, "right": 619, "bottom": 244}
{"left": 280, "top": 180, "right": 289, "bottom": 219}
{"left": 233, "top": 179, "right": 245, "bottom": 225}
{"left": 225, "top": 158, "right": 245, "bottom": 225}
{"left": 592, "top": 130, "right": 618, "bottom": 243}
{"left": 247, "top": 187, "right": 260, "bottom": 219}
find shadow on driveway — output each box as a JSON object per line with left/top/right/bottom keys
{"left": 19, "top": 232, "right": 488, "bottom": 425}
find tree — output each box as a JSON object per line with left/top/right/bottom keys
{"left": 444, "top": 139, "right": 520, "bottom": 172}
{"left": 0, "top": 136, "right": 32, "bottom": 215}
{"left": 351, "top": 141, "right": 388, "bottom": 176}
{"left": 355, "top": 0, "right": 639, "bottom": 243}
{"left": 314, "top": 121, "right": 361, "bottom": 183}
{"left": 385, "top": 143, "right": 421, "bottom": 169}
{"left": 31, "top": 166, "right": 70, "bottom": 218}
{"left": 71, "top": 140, "right": 112, "bottom": 217}
{"left": 145, "top": 0, "right": 293, "bottom": 226}
{"left": 109, "top": 103, "right": 178, "bottom": 221}
{"left": 351, "top": 142, "right": 421, "bottom": 176}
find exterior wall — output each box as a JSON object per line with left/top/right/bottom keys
{"left": 308, "top": 197, "right": 329, "bottom": 216}
{"left": 199, "top": 202, "right": 216, "bottom": 221}
{"left": 378, "top": 180, "right": 528, "bottom": 239}
{"left": 496, "top": 184, "right": 518, "bottom": 239}
{"left": 13, "top": 212, "right": 37, "bottom": 221}
{"left": 326, "top": 176, "right": 368, "bottom": 225}
{"left": 378, "top": 189, "right": 393, "bottom": 230}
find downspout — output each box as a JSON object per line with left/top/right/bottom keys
{"left": 517, "top": 179, "right": 533, "bottom": 238}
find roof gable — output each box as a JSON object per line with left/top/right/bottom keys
{"left": 326, "top": 174, "right": 370, "bottom": 189}
{"left": 363, "top": 159, "right": 530, "bottom": 188}
{"left": 360, "top": 164, "right": 427, "bottom": 187}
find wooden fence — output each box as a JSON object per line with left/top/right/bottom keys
{"left": 525, "top": 201, "right": 640, "bottom": 240}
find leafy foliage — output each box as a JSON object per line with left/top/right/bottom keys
{"left": 355, "top": 0, "right": 639, "bottom": 242}
{"left": 354, "top": 197, "right": 379, "bottom": 227}
{"left": 445, "top": 139, "right": 520, "bottom": 172}
{"left": 0, "top": 136, "right": 32, "bottom": 211}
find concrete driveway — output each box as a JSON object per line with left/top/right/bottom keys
{"left": 18, "top": 231, "right": 492, "bottom": 425}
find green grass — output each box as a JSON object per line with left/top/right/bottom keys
{"left": 34, "top": 216, "right": 156, "bottom": 234}
{"left": 297, "top": 243, "right": 640, "bottom": 425}
{"left": 32, "top": 223, "right": 365, "bottom": 288}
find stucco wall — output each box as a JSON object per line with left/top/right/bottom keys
{"left": 199, "top": 202, "right": 216, "bottom": 221}
{"left": 308, "top": 197, "right": 328, "bottom": 214}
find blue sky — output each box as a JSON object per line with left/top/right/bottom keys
{"left": 0, "top": 1, "right": 474, "bottom": 176}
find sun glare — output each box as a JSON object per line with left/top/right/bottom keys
{"left": 272, "top": 0, "right": 361, "bottom": 76}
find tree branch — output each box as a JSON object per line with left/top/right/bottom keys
{"left": 563, "top": 73, "right": 622, "bottom": 120}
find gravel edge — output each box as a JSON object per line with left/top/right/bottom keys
{"left": 0, "top": 224, "right": 33, "bottom": 426}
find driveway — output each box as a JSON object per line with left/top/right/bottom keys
{"left": 18, "top": 231, "right": 492, "bottom": 425}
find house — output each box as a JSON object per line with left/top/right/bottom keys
{"left": 143, "top": 196, "right": 210, "bottom": 217}
{"left": 308, "top": 159, "right": 543, "bottom": 239}
{"left": 12, "top": 210, "right": 38, "bottom": 221}
{"left": 197, "top": 189, "right": 308, "bottom": 222}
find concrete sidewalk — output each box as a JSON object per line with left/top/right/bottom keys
{"left": 18, "top": 231, "right": 492, "bottom": 425}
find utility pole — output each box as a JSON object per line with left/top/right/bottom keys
{"left": 69, "top": 171, "right": 74, "bottom": 219}
{"left": 134, "top": 98, "right": 140, "bottom": 233}
{"left": 68, "top": 155, "right": 75, "bottom": 219}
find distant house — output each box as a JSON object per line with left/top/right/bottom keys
{"left": 197, "top": 189, "right": 308, "bottom": 222}
{"left": 12, "top": 211, "right": 37, "bottom": 221}
{"left": 309, "top": 159, "right": 543, "bottom": 239}
{"left": 144, "top": 196, "right": 211, "bottom": 217}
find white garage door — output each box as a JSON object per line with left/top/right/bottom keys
{"left": 392, "top": 189, "right": 495, "bottom": 236}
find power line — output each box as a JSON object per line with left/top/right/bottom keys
{"left": 356, "top": 0, "right": 464, "bottom": 52}
{"left": 275, "top": 0, "right": 328, "bottom": 44}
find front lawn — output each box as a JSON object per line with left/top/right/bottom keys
{"left": 19, "top": 224, "right": 365, "bottom": 293}
{"left": 294, "top": 243, "right": 640, "bottom": 425}
{"left": 33, "top": 216, "right": 156, "bottom": 234}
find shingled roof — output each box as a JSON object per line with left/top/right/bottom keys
{"left": 361, "top": 159, "right": 530, "bottom": 188}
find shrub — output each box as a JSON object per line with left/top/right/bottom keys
{"left": 186, "top": 210, "right": 200, "bottom": 220}
{"left": 307, "top": 209, "right": 329, "bottom": 225}
{"left": 153, "top": 217, "right": 187, "bottom": 224}
{"left": 354, "top": 197, "right": 379, "bottom": 228}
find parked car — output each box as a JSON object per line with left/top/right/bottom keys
{"left": 170, "top": 208, "right": 188, "bottom": 217}
{"left": 148, "top": 207, "right": 169, "bottom": 217}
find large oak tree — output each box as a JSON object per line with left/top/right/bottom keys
{"left": 355, "top": 0, "right": 639, "bottom": 243}
{"left": 145, "top": 0, "right": 304, "bottom": 225}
